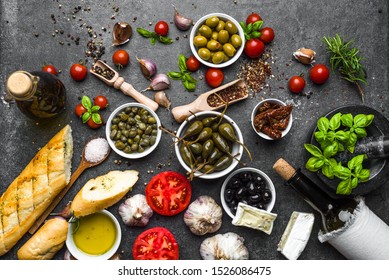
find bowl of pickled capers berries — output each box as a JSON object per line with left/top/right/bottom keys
{"left": 174, "top": 111, "right": 245, "bottom": 180}
{"left": 190, "top": 13, "right": 245, "bottom": 68}
{"left": 106, "top": 103, "right": 161, "bottom": 159}
{"left": 221, "top": 167, "right": 276, "bottom": 218}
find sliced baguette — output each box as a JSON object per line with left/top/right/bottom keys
{"left": 71, "top": 170, "right": 139, "bottom": 217}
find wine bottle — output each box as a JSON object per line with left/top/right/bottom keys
{"left": 273, "top": 158, "right": 389, "bottom": 260}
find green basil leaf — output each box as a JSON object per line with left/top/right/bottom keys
{"left": 348, "top": 154, "right": 366, "bottom": 170}
{"left": 351, "top": 177, "right": 359, "bottom": 189}
{"left": 357, "top": 169, "right": 370, "bottom": 182}
{"left": 306, "top": 157, "right": 324, "bottom": 172}
{"left": 329, "top": 112, "right": 342, "bottom": 131}
{"left": 158, "top": 36, "right": 173, "bottom": 44}
{"left": 178, "top": 54, "right": 187, "bottom": 72}
{"left": 326, "top": 131, "right": 336, "bottom": 141}
{"left": 239, "top": 21, "right": 247, "bottom": 32}
{"left": 335, "top": 130, "right": 349, "bottom": 142}
{"left": 251, "top": 31, "right": 261, "bottom": 38}
{"left": 183, "top": 80, "right": 196, "bottom": 92}
{"left": 247, "top": 22, "right": 253, "bottom": 33}
{"left": 253, "top": 20, "right": 263, "bottom": 31}
{"left": 304, "top": 143, "right": 323, "bottom": 158}
{"left": 92, "top": 113, "right": 102, "bottom": 124}
{"left": 314, "top": 131, "right": 327, "bottom": 143}
{"left": 336, "top": 179, "right": 353, "bottom": 195}
{"left": 354, "top": 127, "right": 367, "bottom": 138}
{"left": 81, "top": 96, "right": 92, "bottom": 110}
{"left": 346, "top": 132, "right": 358, "bottom": 153}
{"left": 320, "top": 140, "right": 332, "bottom": 151}
{"left": 322, "top": 164, "right": 334, "bottom": 179}
{"left": 365, "top": 114, "right": 374, "bottom": 126}
{"left": 167, "top": 71, "right": 183, "bottom": 80}
{"left": 333, "top": 165, "right": 352, "bottom": 180}
{"left": 323, "top": 141, "right": 339, "bottom": 158}
{"left": 137, "top": 28, "right": 153, "bottom": 38}
{"left": 354, "top": 164, "right": 362, "bottom": 174}
{"left": 245, "top": 34, "right": 250, "bottom": 41}
{"left": 317, "top": 117, "right": 330, "bottom": 132}
{"left": 81, "top": 112, "right": 91, "bottom": 123}
{"left": 353, "top": 114, "right": 369, "bottom": 127}
{"left": 341, "top": 113, "right": 353, "bottom": 127}
{"left": 183, "top": 73, "right": 197, "bottom": 83}
{"left": 90, "top": 105, "right": 100, "bottom": 113}
{"left": 150, "top": 37, "right": 157, "bottom": 45}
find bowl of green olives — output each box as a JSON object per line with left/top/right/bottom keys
{"left": 190, "top": 13, "right": 245, "bottom": 68}
{"left": 106, "top": 103, "right": 161, "bottom": 159}
{"left": 174, "top": 111, "right": 244, "bottom": 180}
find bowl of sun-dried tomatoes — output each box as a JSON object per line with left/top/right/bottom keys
{"left": 251, "top": 98, "right": 293, "bottom": 140}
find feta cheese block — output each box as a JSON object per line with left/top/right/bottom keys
{"left": 232, "top": 203, "right": 277, "bottom": 235}
{"left": 277, "top": 211, "right": 314, "bottom": 260}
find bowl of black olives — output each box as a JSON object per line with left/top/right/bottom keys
{"left": 106, "top": 103, "right": 161, "bottom": 159}
{"left": 220, "top": 167, "right": 276, "bottom": 218}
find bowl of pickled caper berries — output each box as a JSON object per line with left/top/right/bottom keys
{"left": 174, "top": 111, "right": 244, "bottom": 180}
{"left": 106, "top": 103, "right": 161, "bottom": 159}
{"left": 190, "top": 13, "right": 245, "bottom": 68}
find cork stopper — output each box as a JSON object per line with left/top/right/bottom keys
{"left": 273, "top": 158, "right": 296, "bottom": 181}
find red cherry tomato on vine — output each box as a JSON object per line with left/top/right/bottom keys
{"left": 310, "top": 64, "right": 330, "bottom": 85}
{"left": 93, "top": 95, "right": 108, "bottom": 109}
{"left": 112, "top": 50, "right": 130, "bottom": 68}
{"left": 244, "top": 38, "right": 265, "bottom": 59}
{"left": 70, "top": 63, "right": 87, "bottom": 81}
{"left": 154, "top": 21, "right": 169, "bottom": 36}
{"left": 246, "top": 13, "right": 262, "bottom": 25}
{"left": 87, "top": 113, "right": 103, "bottom": 129}
{"left": 288, "top": 76, "right": 306, "bottom": 94}
{"left": 205, "top": 68, "right": 224, "bottom": 88}
{"left": 74, "top": 103, "right": 87, "bottom": 117}
{"left": 42, "top": 64, "right": 58, "bottom": 76}
{"left": 186, "top": 56, "right": 200, "bottom": 72}
{"left": 259, "top": 27, "right": 275, "bottom": 44}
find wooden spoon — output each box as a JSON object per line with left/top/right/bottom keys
{"left": 171, "top": 79, "right": 248, "bottom": 123}
{"left": 28, "top": 138, "right": 111, "bottom": 235}
{"left": 90, "top": 60, "right": 159, "bottom": 111}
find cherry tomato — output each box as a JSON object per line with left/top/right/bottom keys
{"left": 87, "top": 113, "right": 103, "bottom": 129}
{"left": 42, "top": 64, "right": 58, "bottom": 76}
{"left": 288, "top": 75, "right": 306, "bottom": 94}
{"left": 154, "top": 21, "right": 169, "bottom": 36}
{"left": 205, "top": 68, "right": 224, "bottom": 88}
{"left": 310, "top": 64, "right": 330, "bottom": 85}
{"left": 70, "top": 63, "right": 87, "bottom": 81}
{"left": 74, "top": 103, "right": 87, "bottom": 117}
{"left": 132, "top": 227, "right": 179, "bottom": 260}
{"left": 145, "top": 171, "right": 192, "bottom": 216}
{"left": 259, "top": 27, "right": 275, "bottom": 44}
{"left": 186, "top": 56, "right": 200, "bottom": 72}
{"left": 246, "top": 13, "right": 262, "bottom": 25}
{"left": 112, "top": 50, "right": 130, "bottom": 68}
{"left": 244, "top": 38, "right": 265, "bottom": 59}
{"left": 93, "top": 95, "right": 108, "bottom": 109}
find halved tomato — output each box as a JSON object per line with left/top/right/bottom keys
{"left": 145, "top": 171, "right": 192, "bottom": 216}
{"left": 132, "top": 227, "right": 179, "bottom": 260}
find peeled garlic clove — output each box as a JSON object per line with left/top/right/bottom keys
{"left": 113, "top": 22, "right": 133, "bottom": 46}
{"left": 118, "top": 194, "right": 153, "bottom": 227}
{"left": 136, "top": 57, "right": 157, "bottom": 79}
{"left": 173, "top": 4, "right": 193, "bottom": 31}
{"left": 293, "top": 48, "right": 316, "bottom": 65}
{"left": 184, "top": 196, "right": 222, "bottom": 236}
{"left": 143, "top": 73, "right": 170, "bottom": 92}
{"left": 154, "top": 91, "right": 171, "bottom": 109}
{"left": 200, "top": 232, "right": 249, "bottom": 260}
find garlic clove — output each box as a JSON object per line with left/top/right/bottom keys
{"left": 173, "top": 5, "right": 193, "bottom": 31}
{"left": 293, "top": 48, "right": 316, "bottom": 65}
{"left": 136, "top": 57, "right": 157, "bottom": 79}
{"left": 143, "top": 73, "right": 170, "bottom": 92}
{"left": 154, "top": 91, "right": 171, "bottom": 109}
{"left": 113, "top": 22, "right": 133, "bottom": 46}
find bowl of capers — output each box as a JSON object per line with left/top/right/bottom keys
{"left": 106, "top": 103, "right": 161, "bottom": 159}
{"left": 190, "top": 13, "right": 245, "bottom": 68}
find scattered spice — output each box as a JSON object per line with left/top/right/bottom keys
{"left": 237, "top": 58, "right": 272, "bottom": 94}
{"left": 86, "top": 39, "right": 106, "bottom": 62}
{"left": 84, "top": 138, "right": 110, "bottom": 163}
{"left": 207, "top": 84, "right": 248, "bottom": 107}
{"left": 92, "top": 65, "right": 115, "bottom": 80}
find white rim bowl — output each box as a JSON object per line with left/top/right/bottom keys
{"left": 175, "top": 111, "right": 243, "bottom": 180}
{"left": 66, "top": 210, "right": 122, "bottom": 260}
{"left": 190, "top": 13, "right": 245, "bottom": 68}
{"left": 105, "top": 103, "right": 161, "bottom": 159}
{"left": 220, "top": 167, "right": 276, "bottom": 219}
{"left": 251, "top": 98, "right": 293, "bottom": 140}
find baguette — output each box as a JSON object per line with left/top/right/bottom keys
{"left": 17, "top": 217, "right": 68, "bottom": 260}
{"left": 0, "top": 125, "right": 73, "bottom": 256}
{"left": 71, "top": 170, "right": 139, "bottom": 217}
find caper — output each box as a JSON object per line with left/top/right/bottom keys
{"left": 198, "top": 48, "right": 211, "bottom": 61}
{"left": 145, "top": 126, "right": 152, "bottom": 135}
{"left": 193, "top": 35, "right": 208, "bottom": 47}
{"left": 140, "top": 109, "right": 148, "bottom": 115}
{"left": 110, "top": 129, "right": 117, "bottom": 140}
{"left": 212, "top": 51, "right": 225, "bottom": 64}
{"left": 225, "top": 21, "right": 238, "bottom": 34}
{"left": 135, "top": 115, "right": 141, "bottom": 121}
{"left": 115, "top": 141, "right": 125, "bottom": 150}
{"left": 230, "top": 34, "right": 242, "bottom": 48}
{"left": 138, "top": 146, "right": 145, "bottom": 153}
{"left": 129, "top": 130, "right": 137, "bottom": 138}
{"left": 125, "top": 107, "right": 132, "bottom": 113}
{"left": 127, "top": 139, "right": 133, "bottom": 145}
{"left": 131, "top": 143, "right": 139, "bottom": 151}
{"left": 206, "top": 40, "right": 222, "bottom": 52}
{"left": 141, "top": 114, "right": 148, "bottom": 123}
{"left": 138, "top": 122, "right": 146, "bottom": 131}
{"left": 150, "top": 136, "right": 157, "bottom": 146}
{"left": 205, "top": 16, "right": 219, "bottom": 28}
{"left": 123, "top": 146, "right": 131, "bottom": 154}
{"left": 215, "top": 20, "right": 225, "bottom": 32}
{"left": 223, "top": 43, "right": 236, "bottom": 57}
{"left": 151, "top": 129, "right": 158, "bottom": 136}
{"left": 198, "top": 25, "right": 212, "bottom": 38}
{"left": 123, "top": 130, "right": 130, "bottom": 138}
{"left": 147, "top": 116, "right": 157, "bottom": 124}
{"left": 140, "top": 139, "right": 150, "bottom": 147}
{"left": 114, "top": 131, "right": 122, "bottom": 140}
{"left": 134, "top": 135, "right": 140, "bottom": 143}
{"left": 131, "top": 107, "right": 138, "bottom": 114}
{"left": 112, "top": 117, "right": 120, "bottom": 124}
{"left": 111, "top": 124, "right": 118, "bottom": 131}
{"left": 137, "top": 129, "right": 143, "bottom": 135}
{"left": 120, "top": 113, "right": 129, "bottom": 121}
{"left": 218, "top": 30, "right": 229, "bottom": 44}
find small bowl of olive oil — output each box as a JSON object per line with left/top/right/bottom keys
{"left": 66, "top": 210, "right": 121, "bottom": 260}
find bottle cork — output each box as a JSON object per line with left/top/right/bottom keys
{"left": 273, "top": 158, "right": 296, "bottom": 181}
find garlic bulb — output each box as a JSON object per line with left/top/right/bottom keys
{"left": 200, "top": 232, "right": 249, "bottom": 260}
{"left": 184, "top": 196, "right": 222, "bottom": 236}
{"left": 118, "top": 194, "right": 153, "bottom": 227}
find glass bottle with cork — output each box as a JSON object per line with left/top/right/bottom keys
{"left": 5, "top": 70, "right": 66, "bottom": 120}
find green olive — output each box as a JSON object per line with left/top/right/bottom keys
{"left": 205, "top": 16, "right": 219, "bottom": 28}
{"left": 218, "top": 30, "right": 229, "bottom": 44}
{"left": 198, "top": 25, "right": 212, "bottom": 38}
{"left": 225, "top": 21, "right": 238, "bottom": 34}
{"left": 222, "top": 43, "right": 236, "bottom": 57}
{"left": 198, "top": 48, "right": 211, "bottom": 61}
{"left": 230, "top": 34, "right": 242, "bottom": 48}
{"left": 212, "top": 51, "right": 225, "bottom": 64}
{"left": 211, "top": 31, "right": 218, "bottom": 41}
{"left": 193, "top": 35, "right": 208, "bottom": 47}
{"left": 215, "top": 20, "right": 225, "bottom": 32}
{"left": 206, "top": 40, "right": 222, "bottom": 52}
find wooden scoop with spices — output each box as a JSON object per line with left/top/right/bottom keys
{"left": 171, "top": 79, "right": 248, "bottom": 123}
{"left": 90, "top": 60, "right": 159, "bottom": 111}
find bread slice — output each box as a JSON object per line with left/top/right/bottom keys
{"left": 71, "top": 170, "right": 139, "bottom": 217}
{"left": 0, "top": 125, "right": 73, "bottom": 256}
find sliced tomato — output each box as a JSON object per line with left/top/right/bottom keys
{"left": 145, "top": 171, "right": 192, "bottom": 216}
{"left": 132, "top": 227, "right": 179, "bottom": 260}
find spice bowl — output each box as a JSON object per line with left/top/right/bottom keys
{"left": 189, "top": 13, "right": 245, "bottom": 68}
{"left": 220, "top": 167, "right": 276, "bottom": 219}
{"left": 175, "top": 111, "right": 244, "bottom": 180}
{"left": 251, "top": 98, "right": 293, "bottom": 140}
{"left": 106, "top": 103, "right": 162, "bottom": 159}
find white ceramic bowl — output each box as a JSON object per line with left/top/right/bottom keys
{"left": 190, "top": 13, "right": 245, "bottom": 68}
{"left": 220, "top": 167, "right": 276, "bottom": 219}
{"left": 251, "top": 98, "right": 293, "bottom": 140}
{"left": 175, "top": 111, "right": 243, "bottom": 180}
{"left": 106, "top": 103, "right": 162, "bottom": 159}
{"left": 66, "top": 210, "right": 121, "bottom": 260}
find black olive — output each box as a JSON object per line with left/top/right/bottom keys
{"left": 247, "top": 182, "right": 257, "bottom": 195}
{"left": 239, "top": 171, "right": 251, "bottom": 183}
{"left": 229, "top": 178, "right": 242, "bottom": 189}
{"left": 256, "top": 203, "right": 266, "bottom": 210}
{"left": 231, "top": 205, "right": 238, "bottom": 214}
{"left": 249, "top": 194, "right": 262, "bottom": 204}
{"left": 240, "top": 198, "right": 249, "bottom": 205}
{"left": 227, "top": 198, "right": 237, "bottom": 209}
{"left": 254, "top": 174, "right": 264, "bottom": 185}
{"left": 262, "top": 189, "right": 272, "bottom": 203}
{"left": 224, "top": 188, "right": 235, "bottom": 203}
{"left": 235, "top": 187, "right": 246, "bottom": 200}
